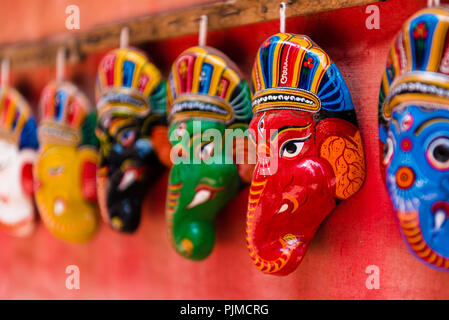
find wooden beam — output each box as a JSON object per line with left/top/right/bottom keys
{"left": 0, "top": 0, "right": 381, "bottom": 70}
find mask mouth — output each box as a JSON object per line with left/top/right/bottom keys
{"left": 186, "top": 184, "right": 224, "bottom": 209}
{"left": 53, "top": 198, "right": 66, "bottom": 216}
{"left": 432, "top": 201, "right": 449, "bottom": 232}
{"left": 280, "top": 233, "right": 304, "bottom": 248}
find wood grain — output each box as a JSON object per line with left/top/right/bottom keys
{"left": 0, "top": 0, "right": 381, "bottom": 70}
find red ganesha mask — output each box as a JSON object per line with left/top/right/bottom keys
{"left": 247, "top": 33, "right": 366, "bottom": 276}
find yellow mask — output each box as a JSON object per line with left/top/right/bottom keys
{"left": 35, "top": 144, "right": 98, "bottom": 242}
{"left": 35, "top": 81, "right": 100, "bottom": 243}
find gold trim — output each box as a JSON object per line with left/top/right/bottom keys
{"left": 252, "top": 87, "right": 321, "bottom": 113}
{"left": 383, "top": 72, "right": 449, "bottom": 119}
{"left": 169, "top": 93, "right": 234, "bottom": 123}
{"left": 97, "top": 88, "right": 150, "bottom": 118}
{"left": 38, "top": 120, "right": 80, "bottom": 146}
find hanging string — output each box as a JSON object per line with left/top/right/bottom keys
{"left": 56, "top": 47, "right": 66, "bottom": 82}
{"left": 199, "top": 15, "right": 208, "bottom": 47}
{"left": 280, "top": 2, "right": 287, "bottom": 34}
{"left": 428, "top": 0, "right": 441, "bottom": 7}
{"left": 120, "top": 27, "right": 130, "bottom": 49}
{"left": 1, "top": 58, "right": 10, "bottom": 87}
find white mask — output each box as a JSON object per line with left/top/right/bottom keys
{"left": 0, "top": 139, "right": 36, "bottom": 236}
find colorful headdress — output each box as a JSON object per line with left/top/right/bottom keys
{"left": 252, "top": 33, "right": 354, "bottom": 115}
{"left": 39, "top": 81, "right": 90, "bottom": 146}
{"left": 96, "top": 47, "right": 166, "bottom": 118}
{"left": 0, "top": 86, "right": 38, "bottom": 149}
{"left": 167, "top": 46, "right": 252, "bottom": 125}
{"left": 379, "top": 6, "right": 449, "bottom": 122}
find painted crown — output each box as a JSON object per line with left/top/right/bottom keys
{"left": 39, "top": 81, "right": 90, "bottom": 145}
{"left": 96, "top": 47, "right": 166, "bottom": 118}
{"left": 0, "top": 86, "right": 35, "bottom": 146}
{"left": 167, "top": 46, "right": 252, "bottom": 125}
{"left": 379, "top": 6, "right": 449, "bottom": 122}
{"left": 252, "top": 33, "right": 354, "bottom": 114}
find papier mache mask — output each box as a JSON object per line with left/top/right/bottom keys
{"left": 166, "top": 46, "right": 253, "bottom": 260}
{"left": 96, "top": 48, "right": 171, "bottom": 232}
{"left": 379, "top": 7, "right": 449, "bottom": 271}
{"left": 0, "top": 86, "right": 38, "bottom": 237}
{"left": 35, "top": 81, "right": 99, "bottom": 243}
{"left": 247, "top": 33, "right": 366, "bottom": 276}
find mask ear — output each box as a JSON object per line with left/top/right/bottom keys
{"left": 226, "top": 124, "right": 256, "bottom": 184}
{"left": 78, "top": 147, "right": 99, "bottom": 202}
{"left": 19, "top": 149, "right": 37, "bottom": 197}
{"left": 315, "top": 118, "right": 366, "bottom": 200}
{"left": 150, "top": 125, "right": 172, "bottom": 168}
{"left": 235, "top": 137, "right": 255, "bottom": 184}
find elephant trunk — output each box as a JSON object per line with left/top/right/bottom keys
{"left": 245, "top": 177, "right": 307, "bottom": 276}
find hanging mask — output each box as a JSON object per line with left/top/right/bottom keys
{"left": 166, "top": 46, "right": 253, "bottom": 260}
{"left": 379, "top": 6, "right": 449, "bottom": 271}
{"left": 96, "top": 48, "right": 171, "bottom": 233}
{"left": 247, "top": 33, "right": 366, "bottom": 276}
{"left": 0, "top": 86, "right": 38, "bottom": 237}
{"left": 35, "top": 81, "right": 99, "bottom": 243}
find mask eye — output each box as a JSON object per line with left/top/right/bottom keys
{"left": 120, "top": 129, "right": 136, "bottom": 147}
{"left": 383, "top": 136, "right": 394, "bottom": 166}
{"left": 102, "top": 115, "right": 111, "bottom": 128}
{"left": 48, "top": 166, "right": 64, "bottom": 176}
{"left": 0, "top": 156, "right": 10, "bottom": 171}
{"left": 427, "top": 137, "right": 449, "bottom": 170}
{"left": 176, "top": 122, "right": 187, "bottom": 139}
{"left": 258, "top": 114, "right": 266, "bottom": 136}
{"left": 280, "top": 139, "right": 305, "bottom": 159}
{"left": 199, "top": 142, "right": 214, "bottom": 161}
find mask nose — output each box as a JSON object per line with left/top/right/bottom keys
{"left": 395, "top": 166, "right": 415, "bottom": 189}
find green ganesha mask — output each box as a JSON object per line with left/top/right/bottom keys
{"left": 166, "top": 46, "right": 253, "bottom": 260}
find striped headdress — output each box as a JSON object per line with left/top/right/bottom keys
{"left": 0, "top": 85, "right": 38, "bottom": 149}
{"left": 39, "top": 81, "right": 90, "bottom": 145}
{"left": 96, "top": 47, "right": 166, "bottom": 118}
{"left": 379, "top": 6, "right": 449, "bottom": 124}
{"left": 252, "top": 33, "right": 354, "bottom": 115}
{"left": 167, "top": 46, "right": 252, "bottom": 125}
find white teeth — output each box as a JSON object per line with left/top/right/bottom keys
{"left": 278, "top": 203, "right": 289, "bottom": 213}
{"left": 54, "top": 199, "right": 65, "bottom": 216}
{"left": 435, "top": 210, "right": 446, "bottom": 230}
{"left": 118, "top": 170, "right": 137, "bottom": 191}
{"left": 187, "top": 190, "right": 211, "bottom": 209}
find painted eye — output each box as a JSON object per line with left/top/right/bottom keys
{"left": 120, "top": 129, "right": 136, "bottom": 147}
{"left": 0, "top": 156, "right": 10, "bottom": 171}
{"left": 280, "top": 139, "right": 305, "bottom": 158}
{"left": 102, "top": 115, "right": 111, "bottom": 128}
{"left": 176, "top": 122, "right": 186, "bottom": 138}
{"left": 383, "top": 136, "right": 394, "bottom": 166}
{"left": 199, "top": 142, "right": 214, "bottom": 160}
{"left": 258, "top": 114, "right": 266, "bottom": 136}
{"left": 427, "top": 137, "right": 449, "bottom": 170}
{"left": 48, "top": 166, "right": 64, "bottom": 176}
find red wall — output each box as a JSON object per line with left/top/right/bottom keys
{"left": 2, "top": 0, "right": 449, "bottom": 299}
